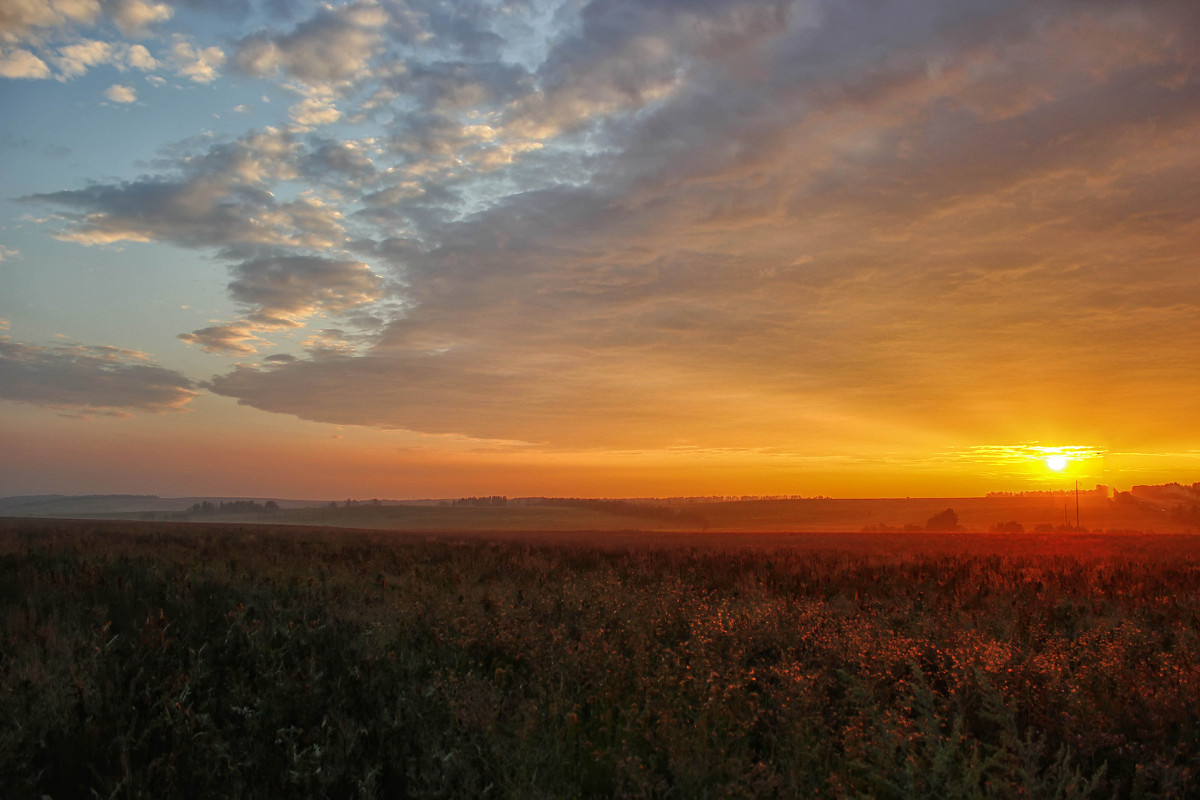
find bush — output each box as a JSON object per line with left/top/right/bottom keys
{"left": 926, "top": 507, "right": 961, "bottom": 531}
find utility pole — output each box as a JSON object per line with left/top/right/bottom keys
{"left": 1075, "top": 480, "right": 1080, "bottom": 530}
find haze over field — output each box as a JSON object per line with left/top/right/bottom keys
{"left": 2, "top": 0, "right": 1199, "bottom": 499}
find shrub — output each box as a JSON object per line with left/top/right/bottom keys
{"left": 926, "top": 507, "right": 961, "bottom": 531}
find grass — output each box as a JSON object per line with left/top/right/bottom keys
{"left": 2, "top": 518, "right": 1198, "bottom": 798}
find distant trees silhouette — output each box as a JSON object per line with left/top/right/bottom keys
{"left": 538, "top": 498, "right": 708, "bottom": 527}
{"left": 926, "top": 508, "right": 961, "bottom": 532}
{"left": 444, "top": 496, "right": 509, "bottom": 507}
{"left": 188, "top": 500, "right": 279, "bottom": 516}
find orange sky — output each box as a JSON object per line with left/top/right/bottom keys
{"left": 2, "top": 0, "right": 1199, "bottom": 499}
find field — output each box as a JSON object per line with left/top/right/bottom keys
{"left": 251, "top": 495, "right": 1169, "bottom": 534}
{"left": 5, "top": 491, "right": 1196, "bottom": 535}
{"left": 2, "top": 519, "right": 1199, "bottom": 798}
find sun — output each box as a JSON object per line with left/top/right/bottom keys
{"left": 1045, "top": 454, "right": 1069, "bottom": 471}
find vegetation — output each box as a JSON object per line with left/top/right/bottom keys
{"left": 530, "top": 498, "right": 709, "bottom": 529}
{"left": 9, "top": 488, "right": 1199, "bottom": 535}
{"left": 2, "top": 519, "right": 1198, "bottom": 798}
{"left": 925, "top": 507, "right": 961, "bottom": 532}
{"left": 188, "top": 500, "right": 280, "bottom": 516}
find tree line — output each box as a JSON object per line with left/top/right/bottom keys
{"left": 188, "top": 500, "right": 280, "bottom": 516}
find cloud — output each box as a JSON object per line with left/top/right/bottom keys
{"left": 289, "top": 96, "right": 340, "bottom": 128}
{"left": 0, "top": 0, "right": 100, "bottom": 43}
{"left": 35, "top": 38, "right": 158, "bottom": 80}
{"left": 121, "top": 41, "right": 155, "bottom": 69}
{"left": 0, "top": 0, "right": 173, "bottom": 45}
{"left": 961, "top": 444, "right": 1109, "bottom": 467}
{"left": 232, "top": 0, "right": 386, "bottom": 88}
{"left": 301, "top": 137, "right": 377, "bottom": 185}
{"left": 228, "top": 255, "right": 384, "bottom": 324}
{"left": 104, "top": 82, "right": 135, "bottom": 102}
{"left": 0, "top": 47, "right": 51, "bottom": 78}
{"left": 24, "top": 124, "right": 393, "bottom": 252}
{"left": 494, "top": 0, "right": 802, "bottom": 143}
{"left": 391, "top": 59, "right": 531, "bottom": 113}
{"left": 107, "top": 0, "right": 171, "bottom": 36}
{"left": 53, "top": 37, "right": 112, "bottom": 77}
{"left": 12, "top": 0, "right": 1200, "bottom": 458}
{"left": 180, "top": 255, "right": 386, "bottom": 354}
{"left": 204, "top": 338, "right": 873, "bottom": 450}
{"left": 30, "top": 177, "right": 288, "bottom": 247}
{"left": 198, "top": 0, "right": 1200, "bottom": 453}
{"left": 0, "top": 333, "right": 198, "bottom": 414}
{"left": 171, "top": 35, "right": 224, "bottom": 83}
{"left": 167, "top": 0, "right": 249, "bottom": 17}
{"left": 26, "top": 147, "right": 346, "bottom": 249}
{"left": 27, "top": 127, "right": 390, "bottom": 356}
{"left": 300, "top": 328, "right": 361, "bottom": 359}
{"left": 177, "top": 323, "right": 267, "bottom": 355}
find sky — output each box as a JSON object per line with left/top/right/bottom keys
{"left": 2, "top": 0, "right": 1199, "bottom": 500}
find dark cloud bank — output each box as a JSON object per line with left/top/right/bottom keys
{"left": 21, "top": 0, "right": 1200, "bottom": 450}
{"left": 0, "top": 336, "right": 197, "bottom": 416}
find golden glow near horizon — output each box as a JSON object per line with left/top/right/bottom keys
{"left": 1045, "top": 455, "right": 1069, "bottom": 472}
{"left": 958, "top": 443, "right": 1113, "bottom": 488}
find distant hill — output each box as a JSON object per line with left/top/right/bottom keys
{"left": 2, "top": 488, "right": 1196, "bottom": 532}
{"left": 0, "top": 494, "right": 321, "bottom": 519}
{"left": 0, "top": 494, "right": 167, "bottom": 516}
